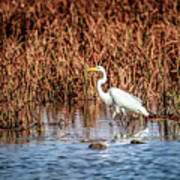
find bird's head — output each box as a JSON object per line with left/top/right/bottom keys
{"left": 87, "top": 66, "right": 105, "bottom": 72}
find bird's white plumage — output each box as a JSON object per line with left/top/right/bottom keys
{"left": 109, "top": 88, "right": 140, "bottom": 108}
{"left": 109, "top": 88, "right": 149, "bottom": 116}
{"left": 87, "top": 66, "right": 149, "bottom": 119}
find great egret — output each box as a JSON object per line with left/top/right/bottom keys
{"left": 87, "top": 66, "right": 149, "bottom": 119}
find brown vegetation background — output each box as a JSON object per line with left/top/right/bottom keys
{"left": 0, "top": 0, "right": 179, "bottom": 129}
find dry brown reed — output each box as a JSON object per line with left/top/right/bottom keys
{"left": 0, "top": 0, "right": 179, "bottom": 129}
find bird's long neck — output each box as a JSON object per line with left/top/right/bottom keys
{"left": 97, "top": 78, "right": 107, "bottom": 96}
{"left": 97, "top": 69, "right": 112, "bottom": 105}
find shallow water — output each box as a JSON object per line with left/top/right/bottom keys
{"left": 0, "top": 101, "right": 180, "bottom": 180}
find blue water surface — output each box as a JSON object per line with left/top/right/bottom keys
{"left": 0, "top": 102, "right": 179, "bottom": 180}
{"left": 0, "top": 140, "right": 180, "bottom": 180}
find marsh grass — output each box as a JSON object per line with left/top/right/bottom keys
{"left": 0, "top": 0, "right": 179, "bottom": 129}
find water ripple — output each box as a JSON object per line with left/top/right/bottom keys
{"left": 0, "top": 102, "right": 180, "bottom": 179}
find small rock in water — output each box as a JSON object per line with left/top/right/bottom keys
{"left": 130, "top": 140, "right": 146, "bottom": 144}
{"left": 88, "top": 142, "right": 107, "bottom": 150}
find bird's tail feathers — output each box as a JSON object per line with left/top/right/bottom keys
{"left": 138, "top": 106, "right": 149, "bottom": 117}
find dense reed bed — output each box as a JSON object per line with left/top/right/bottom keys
{"left": 0, "top": 0, "right": 179, "bottom": 129}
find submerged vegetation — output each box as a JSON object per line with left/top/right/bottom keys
{"left": 0, "top": 0, "right": 179, "bottom": 129}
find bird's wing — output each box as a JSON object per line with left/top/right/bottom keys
{"left": 130, "top": 94, "right": 142, "bottom": 104}
{"left": 108, "top": 88, "right": 142, "bottom": 110}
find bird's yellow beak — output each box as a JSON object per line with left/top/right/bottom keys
{"left": 87, "top": 67, "right": 99, "bottom": 71}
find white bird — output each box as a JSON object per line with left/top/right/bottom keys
{"left": 87, "top": 66, "right": 149, "bottom": 119}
